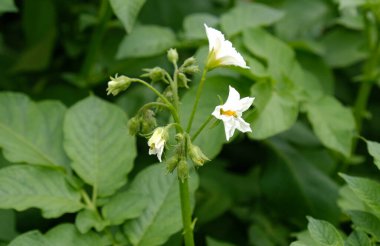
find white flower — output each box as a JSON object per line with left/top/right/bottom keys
{"left": 212, "top": 86, "right": 254, "bottom": 141}
{"left": 106, "top": 75, "right": 131, "bottom": 96}
{"left": 204, "top": 24, "right": 249, "bottom": 70}
{"left": 148, "top": 127, "right": 168, "bottom": 162}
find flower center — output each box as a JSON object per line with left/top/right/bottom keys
{"left": 220, "top": 108, "right": 237, "bottom": 117}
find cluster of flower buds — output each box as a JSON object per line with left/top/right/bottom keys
{"left": 128, "top": 109, "right": 157, "bottom": 136}
{"left": 141, "top": 67, "right": 167, "bottom": 84}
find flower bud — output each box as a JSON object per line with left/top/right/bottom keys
{"left": 106, "top": 75, "right": 132, "bottom": 96}
{"left": 127, "top": 116, "right": 140, "bottom": 136}
{"left": 177, "top": 159, "right": 189, "bottom": 182}
{"left": 141, "top": 67, "right": 166, "bottom": 83}
{"left": 182, "top": 57, "right": 196, "bottom": 67}
{"left": 166, "top": 155, "right": 179, "bottom": 173}
{"left": 189, "top": 144, "right": 209, "bottom": 167}
{"left": 167, "top": 48, "right": 178, "bottom": 64}
{"left": 141, "top": 109, "right": 157, "bottom": 134}
{"left": 182, "top": 65, "right": 199, "bottom": 75}
{"left": 177, "top": 73, "right": 190, "bottom": 88}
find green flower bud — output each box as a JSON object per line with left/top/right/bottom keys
{"left": 167, "top": 48, "right": 179, "bottom": 64}
{"left": 183, "top": 65, "right": 199, "bottom": 75}
{"left": 182, "top": 57, "right": 196, "bottom": 67}
{"left": 177, "top": 73, "right": 190, "bottom": 88}
{"left": 177, "top": 159, "right": 189, "bottom": 182}
{"left": 166, "top": 155, "right": 179, "bottom": 173}
{"left": 189, "top": 144, "right": 209, "bottom": 167}
{"left": 141, "top": 67, "right": 166, "bottom": 83}
{"left": 141, "top": 109, "right": 157, "bottom": 134}
{"left": 106, "top": 75, "right": 132, "bottom": 96}
{"left": 127, "top": 116, "right": 140, "bottom": 136}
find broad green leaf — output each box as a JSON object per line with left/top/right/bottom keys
{"left": 109, "top": 0, "right": 146, "bottom": 33}
{"left": 220, "top": 3, "right": 284, "bottom": 36}
{"left": 345, "top": 230, "right": 371, "bottom": 246}
{"left": 337, "top": 0, "right": 364, "bottom": 9}
{"left": 45, "top": 223, "right": 102, "bottom": 246}
{"left": 117, "top": 25, "right": 177, "bottom": 59}
{"left": 102, "top": 189, "right": 148, "bottom": 225}
{"left": 274, "top": 0, "right": 332, "bottom": 40}
{"left": 181, "top": 76, "right": 251, "bottom": 158}
{"left": 340, "top": 174, "right": 380, "bottom": 217}
{"left": 305, "top": 96, "right": 355, "bottom": 157}
{"left": 365, "top": 139, "right": 380, "bottom": 170}
{"left": 123, "top": 165, "right": 199, "bottom": 246}
{"left": 249, "top": 81, "right": 298, "bottom": 139}
{"left": 307, "top": 217, "right": 344, "bottom": 246}
{"left": 261, "top": 139, "right": 340, "bottom": 224}
{"left": 206, "top": 237, "right": 236, "bottom": 246}
{"left": 0, "top": 165, "right": 83, "bottom": 218}
{"left": 291, "top": 230, "right": 322, "bottom": 246}
{"left": 0, "top": 0, "right": 17, "bottom": 14}
{"left": 338, "top": 186, "right": 367, "bottom": 212}
{"left": 346, "top": 210, "right": 380, "bottom": 240}
{"left": 64, "top": 95, "right": 136, "bottom": 197}
{"left": 0, "top": 92, "right": 68, "bottom": 167}
{"left": 75, "top": 209, "right": 107, "bottom": 233}
{"left": 319, "top": 28, "right": 367, "bottom": 68}
{"left": 9, "top": 231, "right": 49, "bottom": 246}
{"left": 183, "top": 13, "right": 218, "bottom": 40}
{"left": 0, "top": 209, "right": 17, "bottom": 241}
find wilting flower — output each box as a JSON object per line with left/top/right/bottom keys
{"left": 204, "top": 24, "right": 249, "bottom": 70}
{"left": 148, "top": 127, "right": 168, "bottom": 162}
{"left": 106, "top": 75, "right": 132, "bottom": 96}
{"left": 212, "top": 86, "right": 254, "bottom": 141}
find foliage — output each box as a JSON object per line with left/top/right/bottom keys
{"left": 0, "top": 0, "right": 380, "bottom": 245}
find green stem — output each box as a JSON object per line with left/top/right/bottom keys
{"left": 353, "top": 82, "right": 373, "bottom": 133}
{"left": 186, "top": 67, "right": 208, "bottom": 132}
{"left": 178, "top": 177, "right": 195, "bottom": 246}
{"left": 80, "top": 0, "right": 112, "bottom": 83}
{"left": 191, "top": 115, "right": 213, "bottom": 141}
{"left": 138, "top": 102, "right": 171, "bottom": 112}
{"left": 171, "top": 63, "right": 180, "bottom": 112}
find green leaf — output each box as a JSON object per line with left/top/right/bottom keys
{"left": 9, "top": 231, "right": 49, "bottom": 246}
{"left": 220, "top": 2, "right": 284, "bottom": 36}
{"left": 261, "top": 139, "right": 340, "bottom": 224}
{"left": 0, "top": 209, "right": 18, "bottom": 241}
{"left": 123, "top": 165, "right": 199, "bottom": 246}
{"left": 183, "top": 13, "right": 218, "bottom": 40}
{"left": 345, "top": 230, "right": 371, "bottom": 246}
{"left": 365, "top": 139, "right": 380, "bottom": 170}
{"left": 117, "top": 25, "right": 177, "bottom": 59}
{"left": 75, "top": 209, "right": 107, "bottom": 233}
{"left": 102, "top": 189, "right": 148, "bottom": 225}
{"left": 249, "top": 81, "right": 298, "bottom": 139}
{"left": 64, "top": 95, "right": 136, "bottom": 197}
{"left": 337, "top": 0, "right": 364, "bottom": 9}
{"left": 307, "top": 216, "right": 344, "bottom": 246}
{"left": 340, "top": 174, "right": 380, "bottom": 217}
{"left": 291, "top": 230, "right": 322, "bottom": 246}
{"left": 45, "top": 223, "right": 102, "bottom": 246}
{"left": 109, "top": 0, "right": 146, "bottom": 33}
{"left": 0, "top": 92, "right": 69, "bottom": 167}
{"left": 319, "top": 28, "right": 367, "bottom": 68}
{"left": 338, "top": 186, "right": 367, "bottom": 213}
{"left": 305, "top": 96, "right": 355, "bottom": 157}
{"left": 346, "top": 210, "right": 380, "bottom": 240}
{"left": 0, "top": 165, "right": 83, "bottom": 218}
{"left": 0, "top": 0, "right": 17, "bottom": 14}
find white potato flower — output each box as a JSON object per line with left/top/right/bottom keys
{"left": 204, "top": 24, "right": 249, "bottom": 70}
{"left": 148, "top": 127, "right": 168, "bottom": 162}
{"left": 212, "top": 86, "right": 254, "bottom": 141}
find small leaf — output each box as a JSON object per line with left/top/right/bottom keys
{"left": 117, "top": 25, "right": 177, "bottom": 59}
{"left": 9, "top": 231, "right": 49, "bottom": 246}
{"left": 364, "top": 139, "right": 380, "bottom": 170}
{"left": 340, "top": 174, "right": 380, "bottom": 217}
{"left": 123, "top": 165, "right": 199, "bottom": 246}
{"left": 0, "top": 165, "right": 83, "bottom": 218}
{"left": 221, "top": 2, "right": 284, "bottom": 36}
{"left": 102, "top": 190, "right": 148, "bottom": 225}
{"left": 109, "top": 0, "right": 146, "bottom": 33}
{"left": 249, "top": 81, "right": 298, "bottom": 139}
{"left": 346, "top": 210, "right": 380, "bottom": 240}
{"left": 0, "top": 0, "right": 17, "bottom": 14}
{"left": 45, "top": 223, "right": 102, "bottom": 246}
{"left": 307, "top": 216, "right": 344, "bottom": 246}
{"left": 305, "top": 96, "right": 355, "bottom": 157}
{"left": 64, "top": 95, "right": 136, "bottom": 197}
{"left": 345, "top": 230, "right": 371, "bottom": 246}
{"left": 75, "top": 209, "right": 107, "bottom": 233}
{"left": 0, "top": 92, "right": 69, "bottom": 167}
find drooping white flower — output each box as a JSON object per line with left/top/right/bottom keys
{"left": 204, "top": 24, "right": 249, "bottom": 70}
{"left": 106, "top": 75, "right": 132, "bottom": 96}
{"left": 148, "top": 127, "right": 168, "bottom": 162}
{"left": 212, "top": 86, "right": 254, "bottom": 141}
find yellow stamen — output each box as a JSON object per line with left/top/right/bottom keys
{"left": 220, "top": 108, "right": 237, "bottom": 117}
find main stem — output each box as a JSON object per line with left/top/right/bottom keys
{"left": 178, "top": 177, "right": 195, "bottom": 246}
{"left": 186, "top": 68, "right": 208, "bottom": 132}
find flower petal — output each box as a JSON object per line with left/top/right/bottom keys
{"left": 222, "top": 118, "right": 236, "bottom": 141}
{"left": 224, "top": 86, "right": 241, "bottom": 108}
{"left": 204, "top": 24, "right": 224, "bottom": 52}
{"left": 237, "top": 97, "right": 255, "bottom": 112}
{"left": 236, "top": 117, "right": 252, "bottom": 133}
